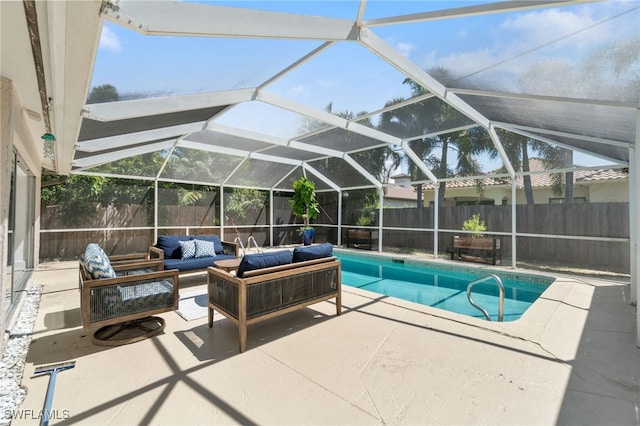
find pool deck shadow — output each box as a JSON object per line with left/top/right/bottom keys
{"left": 12, "top": 257, "right": 640, "bottom": 425}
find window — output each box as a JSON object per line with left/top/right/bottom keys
{"left": 549, "top": 197, "right": 587, "bottom": 204}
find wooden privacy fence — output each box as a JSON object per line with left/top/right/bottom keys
{"left": 380, "top": 203, "right": 629, "bottom": 273}
{"left": 40, "top": 202, "right": 630, "bottom": 273}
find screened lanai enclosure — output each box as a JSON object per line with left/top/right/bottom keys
{"left": 21, "top": 1, "right": 640, "bottom": 274}
{"left": 37, "top": 0, "right": 638, "bottom": 278}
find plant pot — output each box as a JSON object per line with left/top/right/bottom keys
{"left": 301, "top": 228, "right": 315, "bottom": 245}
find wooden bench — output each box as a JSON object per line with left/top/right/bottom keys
{"left": 346, "top": 229, "right": 377, "bottom": 250}
{"left": 450, "top": 236, "right": 501, "bottom": 265}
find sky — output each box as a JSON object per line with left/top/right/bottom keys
{"left": 90, "top": 0, "right": 639, "bottom": 171}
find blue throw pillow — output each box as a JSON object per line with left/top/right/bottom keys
{"left": 236, "top": 250, "right": 293, "bottom": 278}
{"left": 178, "top": 240, "right": 197, "bottom": 260}
{"left": 191, "top": 235, "right": 224, "bottom": 254}
{"left": 156, "top": 235, "right": 191, "bottom": 259}
{"left": 194, "top": 239, "right": 216, "bottom": 258}
{"left": 83, "top": 243, "right": 116, "bottom": 279}
{"left": 292, "top": 243, "right": 333, "bottom": 262}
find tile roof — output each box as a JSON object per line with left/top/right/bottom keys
{"left": 420, "top": 158, "right": 628, "bottom": 190}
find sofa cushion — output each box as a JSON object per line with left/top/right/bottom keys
{"left": 178, "top": 240, "right": 197, "bottom": 259}
{"left": 164, "top": 253, "right": 235, "bottom": 272}
{"left": 191, "top": 235, "right": 224, "bottom": 254}
{"left": 237, "top": 250, "right": 293, "bottom": 278}
{"left": 292, "top": 243, "right": 333, "bottom": 262}
{"left": 194, "top": 239, "right": 216, "bottom": 258}
{"left": 156, "top": 235, "right": 192, "bottom": 259}
{"left": 83, "top": 243, "right": 116, "bottom": 279}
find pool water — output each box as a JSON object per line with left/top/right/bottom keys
{"left": 336, "top": 252, "right": 553, "bottom": 321}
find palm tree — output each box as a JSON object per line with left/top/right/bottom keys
{"left": 533, "top": 142, "right": 575, "bottom": 203}
{"left": 486, "top": 131, "right": 536, "bottom": 204}
{"left": 379, "top": 68, "right": 489, "bottom": 207}
{"left": 378, "top": 96, "right": 435, "bottom": 209}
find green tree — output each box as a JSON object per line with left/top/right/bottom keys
{"left": 225, "top": 188, "right": 267, "bottom": 224}
{"left": 87, "top": 84, "right": 119, "bottom": 104}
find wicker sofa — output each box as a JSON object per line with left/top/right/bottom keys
{"left": 207, "top": 243, "right": 341, "bottom": 352}
{"left": 79, "top": 243, "right": 179, "bottom": 345}
{"left": 149, "top": 234, "right": 239, "bottom": 274}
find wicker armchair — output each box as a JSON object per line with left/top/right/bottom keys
{"left": 79, "top": 244, "right": 179, "bottom": 346}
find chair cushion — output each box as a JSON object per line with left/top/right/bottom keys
{"left": 178, "top": 240, "right": 197, "bottom": 260}
{"left": 292, "top": 243, "right": 333, "bottom": 262}
{"left": 237, "top": 250, "right": 293, "bottom": 278}
{"left": 83, "top": 243, "right": 116, "bottom": 279}
{"left": 191, "top": 235, "right": 224, "bottom": 254}
{"left": 194, "top": 239, "right": 216, "bottom": 258}
{"left": 91, "top": 281, "right": 174, "bottom": 323}
{"left": 156, "top": 235, "right": 192, "bottom": 259}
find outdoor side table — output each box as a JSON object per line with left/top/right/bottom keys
{"left": 213, "top": 258, "right": 241, "bottom": 273}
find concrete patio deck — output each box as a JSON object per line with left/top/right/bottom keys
{"left": 12, "top": 257, "right": 640, "bottom": 425}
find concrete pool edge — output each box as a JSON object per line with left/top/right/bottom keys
{"left": 334, "top": 248, "right": 632, "bottom": 359}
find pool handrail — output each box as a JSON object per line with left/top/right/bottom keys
{"left": 466, "top": 274, "right": 505, "bottom": 322}
{"left": 247, "top": 236, "right": 260, "bottom": 253}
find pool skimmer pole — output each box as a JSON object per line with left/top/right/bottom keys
{"left": 33, "top": 360, "right": 75, "bottom": 426}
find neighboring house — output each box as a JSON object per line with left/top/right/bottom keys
{"left": 416, "top": 159, "right": 629, "bottom": 206}
{"left": 384, "top": 174, "right": 419, "bottom": 207}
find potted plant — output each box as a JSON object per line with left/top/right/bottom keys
{"left": 290, "top": 176, "right": 319, "bottom": 245}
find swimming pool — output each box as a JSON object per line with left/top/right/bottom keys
{"left": 336, "top": 251, "right": 554, "bottom": 321}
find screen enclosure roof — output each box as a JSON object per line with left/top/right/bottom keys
{"left": 73, "top": 0, "right": 639, "bottom": 191}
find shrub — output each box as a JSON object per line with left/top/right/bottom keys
{"left": 462, "top": 214, "right": 486, "bottom": 238}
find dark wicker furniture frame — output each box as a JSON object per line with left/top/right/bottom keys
{"left": 79, "top": 255, "right": 179, "bottom": 345}
{"left": 207, "top": 256, "right": 341, "bottom": 352}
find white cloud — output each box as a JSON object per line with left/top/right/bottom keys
{"left": 426, "top": 3, "right": 632, "bottom": 90}
{"left": 316, "top": 79, "right": 337, "bottom": 89}
{"left": 438, "top": 49, "right": 498, "bottom": 76}
{"left": 499, "top": 8, "right": 601, "bottom": 52}
{"left": 99, "top": 26, "right": 121, "bottom": 52}
{"left": 286, "top": 84, "right": 309, "bottom": 99}
{"left": 396, "top": 42, "right": 415, "bottom": 57}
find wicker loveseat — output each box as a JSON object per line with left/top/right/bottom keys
{"left": 207, "top": 243, "right": 341, "bottom": 352}
{"left": 149, "top": 234, "right": 239, "bottom": 274}
{"left": 79, "top": 243, "right": 179, "bottom": 345}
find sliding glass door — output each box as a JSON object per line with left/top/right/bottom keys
{"left": 4, "top": 153, "right": 35, "bottom": 324}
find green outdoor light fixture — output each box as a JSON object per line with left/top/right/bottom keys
{"left": 41, "top": 133, "right": 56, "bottom": 160}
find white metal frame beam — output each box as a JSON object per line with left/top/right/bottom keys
{"left": 363, "top": 0, "right": 601, "bottom": 27}
{"left": 359, "top": 29, "right": 491, "bottom": 129}
{"left": 632, "top": 109, "right": 640, "bottom": 346}
{"left": 76, "top": 122, "right": 207, "bottom": 152}
{"left": 494, "top": 123, "right": 629, "bottom": 165}
{"left": 494, "top": 122, "right": 631, "bottom": 150}
{"left": 178, "top": 139, "right": 303, "bottom": 167}
{"left": 303, "top": 163, "right": 341, "bottom": 192}
{"left": 72, "top": 140, "right": 174, "bottom": 170}
{"left": 260, "top": 91, "right": 403, "bottom": 146}
{"left": 82, "top": 89, "right": 254, "bottom": 122}
{"left": 103, "top": 1, "right": 358, "bottom": 41}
